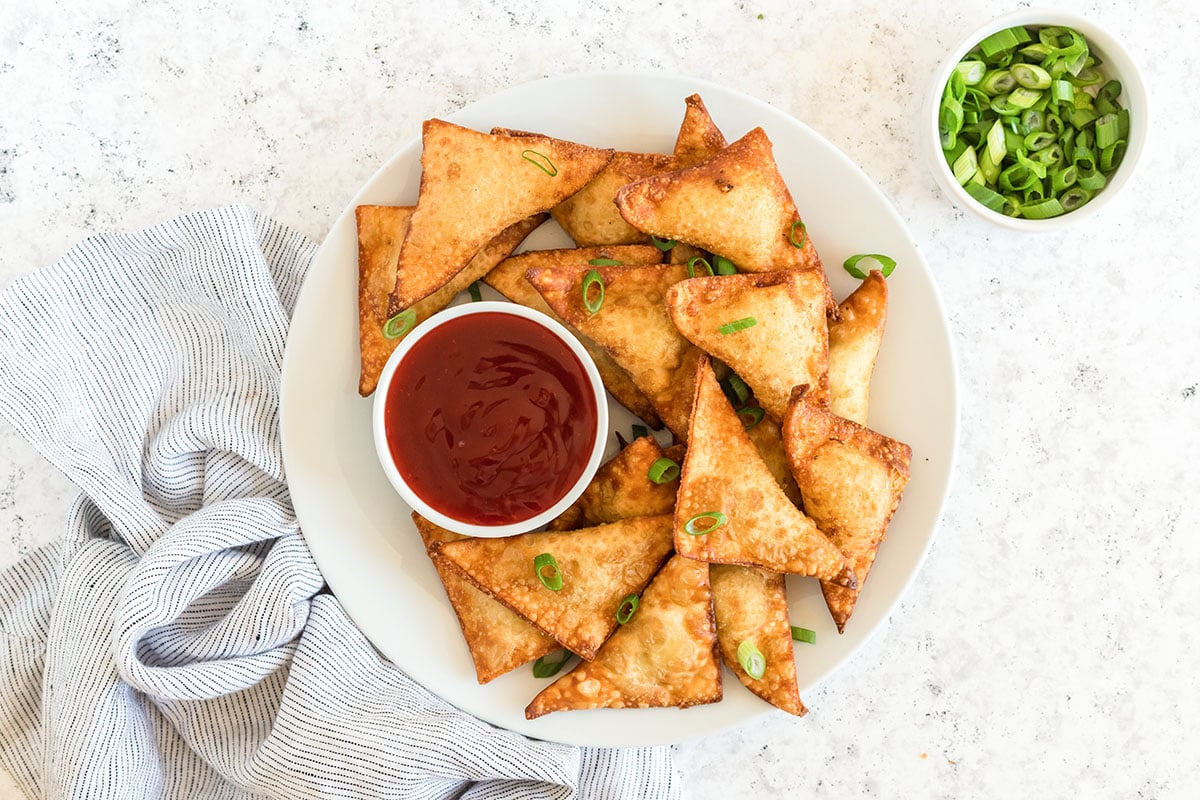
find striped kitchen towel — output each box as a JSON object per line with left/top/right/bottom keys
{"left": 0, "top": 205, "right": 679, "bottom": 799}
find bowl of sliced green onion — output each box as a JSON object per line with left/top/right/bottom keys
{"left": 927, "top": 10, "right": 1147, "bottom": 227}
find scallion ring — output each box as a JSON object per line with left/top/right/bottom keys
{"left": 533, "top": 553, "right": 563, "bottom": 591}
{"left": 788, "top": 219, "right": 808, "bottom": 249}
{"left": 723, "top": 373, "right": 751, "bottom": 405}
{"left": 650, "top": 235, "right": 677, "bottom": 252}
{"left": 738, "top": 406, "right": 765, "bottom": 430}
{"left": 686, "top": 256, "right": 713, "bottom": 278}
{"left": 467, "top": 282, "right": 483, "bottom": 302}
{"left": 684, "top": 511, "right": 727, "bottom": 536}
{"left": 718, "top": 317, "right": 757, "bottom": 335}
{"left": 582, "top": 269, "right": 605, "bottom": 314}
{"left": 843, "top": 253, "right": 897, "bottom": 279}
{"left": 712, "top": 255, "right": 737, "bottom": 275}
{"left": 736, "top": 640, "right": 766, "bottom": 680}
{"left": 647, "top": 457, "right": 680, "bottom": 485}
{"left": 532, "top": 650, "right": 571, "bottom": 678}
{"left": 521, "top": 149, "right": 558, "bottom": 176}
{"left": 381, "top": 309, "right": 416, "bottom": 340}
{"left": 616, "top": 594, "right": 640, "bottom": 625}
{"left": 631, "top": 424, "right": 648, "bottom": 440}
{"left": 588, "top": 257, "right": 623, "bottom": 266}
{"left": 790, "top": 626, "right": 817, "bottom": 644}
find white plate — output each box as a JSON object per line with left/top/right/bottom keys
{"left": 280, "top": 72, "right": 958, "bottom": 748}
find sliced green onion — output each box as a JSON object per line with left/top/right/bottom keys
{"left": 843, "top": 253, "right": 897, "bottom": 279}
{"left": 1021, "top": 109, "right": 1044, "bottom": 132}
{"left": 582, "top": 269, "right": 605, "bottom": 314}
{"left": 631, "top": 424, "right": 649, "bottom": 440}
{"left": 1030, "top": 143, "right": 1064, "bottom": 168}
{"left": 1098, "top": 79, "right": 1123, "bottom": 103}
{"left": 985, "top": 119, "right": 1007, "bottom": 165}
{"left": 616, "top": 594, "right": 640, "bottom": 625}
{"left": 718, "top": 317, "right": 757, "bottom": 335}
{"left": 382, "top": 309, "right": 416, "bottom": 339}
{"left": 713, "top": 255, "right": 737, "bottom": 275}
{"left": 1007, "top": 87, "right": 1043, "bottom": 109}
{"left": 951, "top": 146, "right": 978, "bottom": 185}
{"left": 650, "top": 235, "right": 677, "bottom": 252}
{"left": 1024, "top": 130, "right": 1056, "bottom": 151}
{"left": 738, "top": 406, "right": 765, "bottom": 430}
{"left": 980, "top": 69, "right": 1016, "bottom": 95}
{"left": 1021, "top": 197, "right": 1066, "bottom": 219}
{"left": 979, "top": 27, "right": 1023, "bottom": 61}
{"left": 1059, "top": 186, "right": 1091, "bottom": 211}
{"left": 534, "top": 553, "right": 563, "bottom": 591}
{"left": 648, "top": 457, "right": 680, "bottom": 484}
{"left": 1049, "top": 165, "right": 1078, "bottom": 193}
{"left": 1051, "top": 79, "right": 1074, "bottom": 104}
{"left": 684, "top": 511, "right": 727, "bottom": 536}
{"left": 532, "top": 650, "right": 571, "bottom": 678}
{"left": 1076, "top": 165, "right": 1106, "bottom": 191}
{"left": 588, "top": 257, "right": 623, "bottom": 266}
{"left": 686, "top": 256, "right": 713, "bottom": 278}
{"left": 791, "top": 626, "right": 817, "bottom": 644}
{"left": 789, "top": 219, "right": 808, "bottom": 249}
{"left": 954, "top": 60, "right": 986, "bottom": 85}
{"left": 1100, "top": 140, "right": 1126, "bottom": 172}
{"left": 736, "top": 640, "right": 766, "bottom": 680}
{"left": 723, "top": 373, "right": 751, "bottom": 405}
{"left": 1095, "top": 113, "right": 1120, "bottom": 150}
{"left": 965, "top": 181, "right": 1006, "bottom": 213}
{"left": 467, "top": 282, "right": 483, "bottom": 302}
{"left": 1011, "top": 62, "right": 1051, "bottom": 89}
{"left": 521, "top": 149, "right": 558, "bottom": 176}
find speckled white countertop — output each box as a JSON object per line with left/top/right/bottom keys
{"left": 2, "top": 0, "right": 1197, "bottom": 797}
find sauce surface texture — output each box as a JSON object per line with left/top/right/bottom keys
{"left": 385, "top": 311, "right": 598, "bottom": 525}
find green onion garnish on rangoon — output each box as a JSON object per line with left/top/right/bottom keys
{"left": 647, "top": 457, "right": 680, "bottom": 484}
{"left": 588, "top": 257, "right": 623, "bottom": 266}
{"left": 791, "top": 626, "right": 817, "bottom": 644}
{"left": 713, "top": 255, "right": 737, "bottom": 275}
{"left": 738, "top": 406, "right": 765, "bottom": 430}
{"left": 382, "top": 309, "right": 416, "bottom": 340}
{"left": 533, "top": 553, "right": 563, "bottom": 591}
{"left": 683, "top": 511, "right": 727, "bottom": 536}
{"left": 718, "top": 317, "right": 757, "bottom": 335}
{"left": 616, "top": 594, "right": 639, "bottom": 625}
{"left": 736, "top": 640, "right": 766, "bottom": 680}
{"left": 843, "top": 253, "right": 897, "bottom": 279}
{"left": 650, "top": 235, "right": 677, "bottom": 252}
{"left": 582, "top": 269, "right": 605, "bottom": 314}
{"left": 532, "top": 650, "right": 571, "bottom": 678}
{"left": 521, "top": 149, "right": 558, "bottom": 176}
{"left": 788, "top": 220, "right": 807, "bottom": 249}
{"left": 467, "top": 282, "right": 483, "bottom": 302}
{"left": 631, "top": 424, "right": 648, "bottom": 440}
{"left": 686, "top": 256, "right": 713, "bottom": 278}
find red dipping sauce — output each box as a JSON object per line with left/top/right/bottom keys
{"left": 384, "top": 311, "right": 599, "bottom": 526}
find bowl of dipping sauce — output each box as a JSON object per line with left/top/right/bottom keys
{"left": 373, "top": 301, "right": 608, "bottom": 537}
{"left": 925, "top": 9, "right": 1147, "bottom": 229}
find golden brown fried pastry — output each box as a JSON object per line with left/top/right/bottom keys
{"left": 483, "top": 244, "right": 664, "bottom": 427}
{"left": 430, "top": 515, "right": 675, "bottom": 660}
{"left": 525, "top": 554, "right": 721, "bottom": 718}
{"left": 356, "top": 206, "right": 543, "bottom": 396}
{"left": 388, "top": 119, "right": 612, "bottom": 311}
{"left": 828, "top": 270, "right": 888, "bottom": 425}
{"left": 666, "top": 270, "right": 830, "bottom": 420}
{"left": 551, "top": 152, "right": 679, "bottom": 246}
{"left": 548, "top": 436, "right": 682, "bottom": 531}
{"left": 526, "top": 263, "right": 702, "bottom": 441}
{"left": 614, "top": 127, "right": 823, "bottom": 274}
{"left": 709, "top": 564, "right": 805, "bottom": 716}
{"left": 413, "top": 513, "right": 557, "bottom": 683}
{"left": 672, "top": 93, "right": 729, "bottom": 167}
{"left": 782, "top": 388, "right": 911, "bottom": 632}
{"left": 674, "top": 357, "right": 855, "bottom": 586}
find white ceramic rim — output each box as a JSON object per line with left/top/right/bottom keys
{"left": 924, "top": 8, "right": 1149, "bottom": 231}
{"left": 371, "top": 300, "right": 609, "bottom": 538}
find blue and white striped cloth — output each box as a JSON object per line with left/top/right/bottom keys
{"left": 0, "top": 205, "right": 679, "bottom": 799}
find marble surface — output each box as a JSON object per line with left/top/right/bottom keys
{"left": 2, "top": 0, "right": 1197, "bottom": 797}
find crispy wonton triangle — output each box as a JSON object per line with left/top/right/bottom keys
{"left": 782, "top": 387, "right": 911, "bottom": 632}
{"left": 526, "top": 264, "right": 703, "bottom": 441}
{"left": 483, "top": 245, "right": 664, "bottom": 428}
{"left": 672, "top": 93, "right": 729, "bottom": 167}
{"left": 615, "top": 127, "right": 822, "bottom": 273}
{"left": 525, "top": 554, "right": 721, "bottom": 718}
{"left": 551, "top": 151, "right": 678, "bottom": 246}
{"left": 388, "top": 119, "right": 613, "bottom": 311}
{"left": 746, "top": 414, "right": 803, "bottom": 506}
{"left": 430, "top": 515, "right": 674, "bottom": 660}
{"left": 413, "top": 513, "right": 557, "bottom": 683}
{"left": 674, "top": 357, "right": 855, "bottom": 585}
{"left": 666, "top": 270, "right": 830, "bottom": 419}
{"left": 548, "top": 436, "right": 683, "bottom": 531}
{"left": 709, "top": 564, "right": 806, "bottom": 716}
{"left": 828, "top": 269, "right": 888, "bottom": 425}
{"left": 356, "top": 206, "right": 543, "bottom": 395}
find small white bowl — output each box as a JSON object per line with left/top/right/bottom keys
{"left": 372, "top": 301, "right": 609, "bottom": 538}
{"left": 924, "top": 9, "right": 1148, "bottom": 230}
